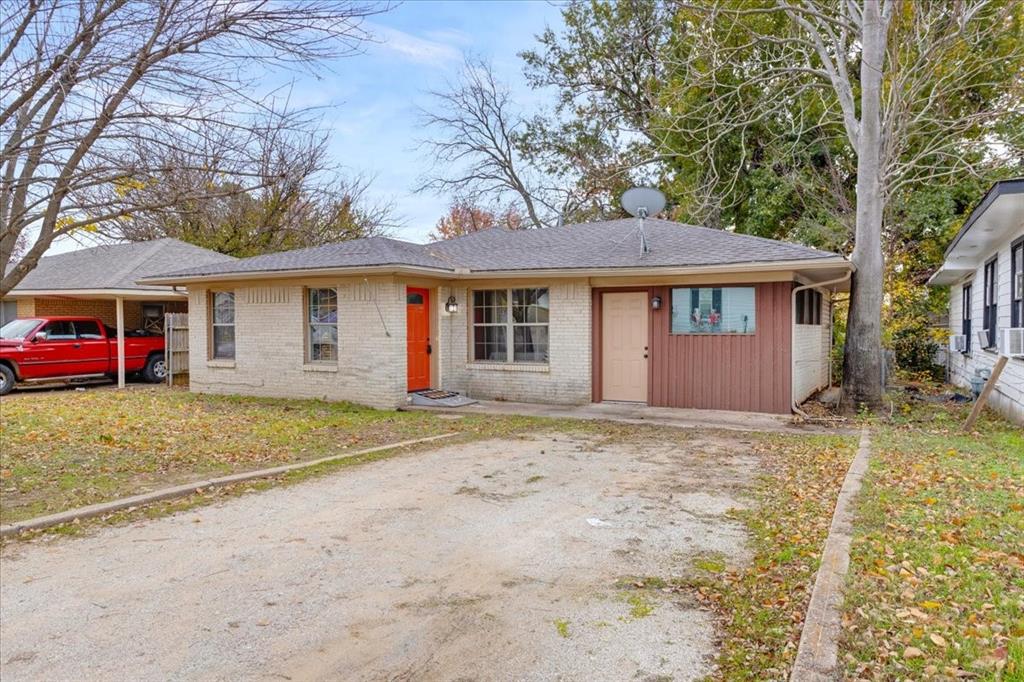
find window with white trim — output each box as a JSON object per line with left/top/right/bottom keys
{"left": 472, "top": 288, "right": 549, "bottom": 363}
{"left": 210, "top": 291, "right": 235, "bottom": 359}
{"left": 307, "top": 288, "right": 338, "bottom": 362}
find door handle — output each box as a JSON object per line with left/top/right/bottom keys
{"left": 72, "top": 343, "right": 82, "bottom": 349}
{"left": 427, "top": 343, "right": 432, "bottom": 355}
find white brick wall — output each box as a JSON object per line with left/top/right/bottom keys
{"left": 793, "top": 292, "right": 832, "bottom": 403}
{"left": 946, "top": 234, "right": 1024, "bottom": 424}
{"left": 188, "top": 277, "right": 406, "bottom": 409}
{"left": 436, "top": 280, "right": 592, "bottom": 404}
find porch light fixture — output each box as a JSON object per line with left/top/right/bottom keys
{"left": 445, "top": 296, "right": 459, "bottom": 314}
{"left": 651, "top": 295, "right": 662, "bottom": 310}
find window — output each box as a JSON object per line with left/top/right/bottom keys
{"left": 142, "top": 304, "right": 164, "bottom": 334}
{"left": 795, "top": 289, "right": 822, "bottom": 325}
{"left": 307, "top": 288, "right": 338, "bottom": 362}
{"left": 982, "top": 258, "right": 997, "bottom": 349}
{"left": 962, "top": 283, "right": 972, "bottom": 353}
{"left": 1012, "top": 238, "right": 1023, "bottom": 329}
{"left": 75, "top": 320, "right": 103, "bottom": 339}
{"left": 41, "top": 320, "right": 76, "bottom": 340}
{"left": 671, "top": 287, "right": 756, "bottom": 334}
{"left": 210, "top": 291, "right": 235, "bottom": 359}
{"left": 472, "top": 288, "right": 549, "bottom": 363}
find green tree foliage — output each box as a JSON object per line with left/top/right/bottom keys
{"left": 521, "top": 0, "right": 1024, "bottom": 377}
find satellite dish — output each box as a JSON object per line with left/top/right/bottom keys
{"left": 621, "top": 187, "right": 666, "bottom": 218}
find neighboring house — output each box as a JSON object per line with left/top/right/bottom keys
{"left": 3, "top": 239, "right": 235, "bottom": 332}
{"left": 142, "top": 219, "right": 852, "bottom": 414}
{"left": 929, "top": 179, "right": 1024, "bottom": 424}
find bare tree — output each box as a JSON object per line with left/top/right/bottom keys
{"left": 663, "top": 0, "right": 1024, "bottom": 408}
{"left": 93, "top": 122, "right": 397, "bottom": 256}
{"left": 1, "top": 0, "right": 388, "bottom": 295}
{"left": 416, "top": 57, "right": 599, "bottom": 229}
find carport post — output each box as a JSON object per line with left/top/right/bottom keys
{"left": 115, "top": 296, "right": 125, "bottom": 388}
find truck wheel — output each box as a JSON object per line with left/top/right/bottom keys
{"left": 142, "top": 354, "right": 167, "bottom": 384}
{"left": 0, "top": 365, "right": 14, "bottom": 396}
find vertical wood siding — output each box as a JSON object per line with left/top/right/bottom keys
{"left": 593, "top": 282, "right": 793, "bottom": 414}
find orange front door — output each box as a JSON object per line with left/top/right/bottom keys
{"left": 406, "top": 287, "right": 431, "bottom": 391}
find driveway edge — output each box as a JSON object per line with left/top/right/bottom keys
{"left": 790, "top": 427, "right": 872, "bottom": 681}
{"left": 0, "top": 433, "right": 457, "bottom": 538}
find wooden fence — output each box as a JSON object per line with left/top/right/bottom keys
{"left": 164, "top": 312, "right": 189, "bottom": 385}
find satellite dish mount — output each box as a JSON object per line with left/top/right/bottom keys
{"left": 620, "top": 187, "right": 666, "bottom": 255}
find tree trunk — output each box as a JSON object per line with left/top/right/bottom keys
{"left": 842, "top": 0, "right": 887, "bottom": 410}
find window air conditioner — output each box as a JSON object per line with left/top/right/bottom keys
{"left": 977, "top": 330, "right": 992, "bottom": 350}
{"left": 949, "top": 334, "right": 967, "bottom": 353}
{"left": 1004, "top": 328, "right": 1024, "bottom": 358}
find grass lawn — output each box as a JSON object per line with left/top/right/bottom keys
{"left": 841, "top": 390, "right": 1024, "bottom": 680}
{"left": 0, "top": 386, "right": 559, "bottom": 525}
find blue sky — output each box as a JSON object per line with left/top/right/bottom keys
{"left": 54, "top": 1, "right": 564, "bottom": 254}
{"left": 280, "top": 0, "right": 565, "bottom": 243}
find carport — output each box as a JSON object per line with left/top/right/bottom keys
{"left": 2, "top": 239, "right": 233, "bottom": 387}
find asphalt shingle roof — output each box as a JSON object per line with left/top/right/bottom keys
{"left": 144, "top": 219, "right": 841, "bottom": 280}
{"left": 12, "top": 238, "right": 235, "bottom": 292}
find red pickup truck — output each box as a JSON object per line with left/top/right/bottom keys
{"left": 0, "top": 316, "right": 166, "bottom": 396}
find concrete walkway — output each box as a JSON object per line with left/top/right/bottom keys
{"left": 404, "top": 399, "right": 843, "bottom": 435}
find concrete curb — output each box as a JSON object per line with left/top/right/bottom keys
{"left": 0, "top": 433, "right": 457, "bottom": 538}
{"left": 790, "top": 427, "right": 872, "bottom": 681}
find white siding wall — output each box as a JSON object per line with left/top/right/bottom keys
{"left": 947, "top": 234, "right": 1024, "bottom": 424}
{"left": 436, "top": 279, "right": 592, "bottom": 404}
{"left": 793, "top": 293, "right": 832, "bottom": 403}
{"left": 188, "top": 277, "right": 407, "bottom": 409}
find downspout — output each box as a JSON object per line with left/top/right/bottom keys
{"left": 791, "top": 270, "right": 852, "bottom": 417}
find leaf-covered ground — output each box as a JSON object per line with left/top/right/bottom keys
{"left": 842, "top": 394, "right": 1024, "bottom": 680}
{"left": 682, "top": 433, "right": 857, "bottom": 679}
{"left": 0, "top": 387, "right": 555, "bottom": 524}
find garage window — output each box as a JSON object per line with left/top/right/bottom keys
{"left": 210, "top": 291, "right": 235, "bottom": 359}
{"left": 472, "top": 288, "right": 549, "bottom": 363}
{"left": 671, "top": 287, "right": 755, "bottom": 334}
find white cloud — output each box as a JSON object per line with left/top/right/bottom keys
{"left": 368, "top": 23, "right": 462, "bottom": 66}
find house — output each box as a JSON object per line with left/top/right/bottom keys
{"left": 141, "top": 219, "right": 853, "bottom": 414}
{"left": 3, "top": 238, "right": 235, "bottom": 331}
{"left": 929, "top": 179, "right": 1024, "bottom": 424}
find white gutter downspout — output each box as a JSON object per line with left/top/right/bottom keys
{"left": 792, "top": 270, "right": 853, "bottom": 417}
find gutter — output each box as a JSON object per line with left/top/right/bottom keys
{"left": 792, "top": 270, "right": 853, "bottom": 418}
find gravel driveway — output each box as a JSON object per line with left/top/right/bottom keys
{"left": 0, "top": 429, "right": 759, "bottom": 681}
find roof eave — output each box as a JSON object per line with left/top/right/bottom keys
{"left": 943, "top": 178, "right": 1024, "bottom": 257}
{"left": 137, "top": 256, "right": 851, "bottom": 285}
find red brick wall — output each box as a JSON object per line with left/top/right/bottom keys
{"left": 22, "top": 297, "right": 187, "bottom": 330}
